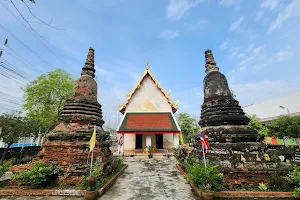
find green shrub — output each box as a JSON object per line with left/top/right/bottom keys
{"left": 293, "top": 187, "right": 300, "bottom": 197}
{"left": 0, "top": 160, "right": 12, "bottom": 177}
{"left": 13, "top": 160, "right": 59, "bottom": 186}
{"left": 286, "top": 166, "right": 300, "bottom": 187}
{"left": 91, "top": 164, "right": 104, "bottom": 181}
{"left": 172, "top": 145, "right": 188, "bottom": 163}
{"left": 182, "top": 156, "right": 197, "bottom": 172}
{"left": 188, "top": 163, "right": 223, "bottom": 192}
{"left": 269, "top": 173, "right": 290, "bottom": 191}
{"left": 114, "top": 157, "right": 123, "bottom": 170}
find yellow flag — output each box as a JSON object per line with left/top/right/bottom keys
{"left": 179, "top": 132, "right": 184, "bottom": 145}
{"left": 89, "top": 126, "right": 96, "bottom": 152}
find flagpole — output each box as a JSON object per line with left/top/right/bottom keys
{"left": 122, "top": 134, "right": 124, "bottom": 158}
{"left": 90, "top": 149, "right": 94, "bottom": 176}
{"left": 202, "top": 143, "right": 207, "bottom": 168}
{"left": 89, "top": 125, "right": 97, "bottom": 177}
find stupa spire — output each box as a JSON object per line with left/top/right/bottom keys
{"left": 81, "top": 47, "right": 96, "bottom": 78}
{"left": 205, "top": 49, "right": 219, "bottom": 74}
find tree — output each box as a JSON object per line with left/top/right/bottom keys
{"left": 176, "top": 113, "right": 200, "bottom": 143}
{"left": 0, "top": 112, "right": 40, "bottom": 164}
{"left": 23, "top": 68, "right": 74, "bottom": 134}
{"left": 104, "top": 127, "right": 115, "bottom": 136}
{"left": 231, "top": 90, "right": 236, "bottom": 98}
{"left": 247, "top": 115, "right": 269, "bottom": 136}
{"left": 267, "top": 115, "right": 300, "bottom": 138}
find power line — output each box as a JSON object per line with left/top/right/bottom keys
{"left": 0, "top": 59, "right": 32, "bottom": 81}
{"left": 0, "top": 23, "right": 54, "bottom": 68}
{"left": 0, "top": 97, "right": 22, "bottom": 106}
{"left": 1, "top": 1, "right": 72, "bottom": 71}
{"left": 1, "top": 57, "right": 33, "bottom": 79}
{"left": 0, "top": 103, "right": 19, "bottom": 111}
{"left": 0, "top": 91, "right": 23, "bottom": 101}
{"left": 1, "top": 43, "right": 43, "bottom": 74}
{"left": 0, "top": 68, "right": 27, "bottom": 85}
{"left": 0, "top": 47, "right": 41, "bottom": 74}
{"left": 0, "top": 85, "right": 22, "bottom": 93}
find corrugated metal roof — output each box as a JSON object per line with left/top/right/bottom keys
{"left": 242, "top": 90, "right": 300, "bottom": 121}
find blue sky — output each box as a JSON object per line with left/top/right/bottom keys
{"left": 0, "top": 0, "right": 300, "bottom": 128}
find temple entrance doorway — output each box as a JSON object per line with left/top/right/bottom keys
{"left": 156, "top": 134, "right": 163, "bottom": 149}
{"left": 135, "top": 134, "right": 143, "bottom": 149}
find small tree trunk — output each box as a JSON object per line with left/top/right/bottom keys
{"left": 0, "top": 144, "right": 11, "bottom": 165}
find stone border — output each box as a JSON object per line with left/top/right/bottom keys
{"left": 0, "top": 164, "right": 128, "bottom": 196}
{"left": 98, "top": 164, "right": 128, "bottom": 197}
{"left": 176, "top": 164, "right": 294, "bottom": 199}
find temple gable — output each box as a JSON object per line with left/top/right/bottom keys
{"left": 118, "top": 62, "right": 178, "bottom": 114}
{"left": 126, "top": 75, "right": 171, "bottom": 112}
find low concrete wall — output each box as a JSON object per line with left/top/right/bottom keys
{"left": 176, "top": 164, "right": 294, "bottom": 199}
{"left": 0, "top": 164, "right": 128, "bottom": 197}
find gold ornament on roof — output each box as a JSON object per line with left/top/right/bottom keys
{"left": 126, "top": 91, "right": 130, "bottom": 99}
{"left": 173, "top": 100, "right": 179, "bottom": 108}
{"left": 166, "top": 89, "right": 171, "bottom": 98}
{"left": 146, "top": 57, "right": 149, "bottom": 70}
{"left": 118, "top": 100, "right": 122, "bottom": 109}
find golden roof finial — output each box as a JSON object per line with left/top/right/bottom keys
{"left": 146, "top": 57, "right": 149, "bottom": 70}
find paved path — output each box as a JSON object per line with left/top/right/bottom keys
{"left": 2, "top": 157, "right": 196, "bottom": 200}
{"left": 0, "top": 197, "right": 82, "bottom": 200}
{"left": 100, "top": 157, "right": 197, "bottom": 200}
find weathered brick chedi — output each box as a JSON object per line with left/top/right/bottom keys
{"left": 192, "top": 50, "right": 287, "bottom": 189}
{"left": 36, "top": 48, "right": 112, "bottom": 184}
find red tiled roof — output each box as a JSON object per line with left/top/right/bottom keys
{"left": 117, "top": 112, "right": 180, "bottom": 133}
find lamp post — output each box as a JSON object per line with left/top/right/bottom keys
{"left": 279, "top": 106, "right": 290, "bottom": 114}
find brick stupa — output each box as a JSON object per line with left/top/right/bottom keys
{"left": 191, "top": 50, "right": 291, "bottom": 189}
{"left": 37, "top": 48, "right": 112, "bottom": 184}
{"left": 193, "top": 49, "right": 267, "bottom": 169}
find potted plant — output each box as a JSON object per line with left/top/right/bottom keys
{"left": 84, "top": 176, "right": 99, "bottom": 200}
{"left": 144, "top": 146, "right": 156, "bottom": 158}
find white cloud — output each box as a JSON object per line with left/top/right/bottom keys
{"left": 229, "top": 16, "right": 244, "bottom": 32}
{"left": 269, "top": 0, "right": 300, "bottom": 32}
{"left": 219, "top": 0, "right": 235, "bottom": 7}
{"left": 236, "top": 45, "right": 265, "bottom": 70}
{"left": 238, "top": 53, "right": 245, "bottom": 59}
{"left": 261, "top": 0, "right": 279, "bottom": 10}
{"left": 184, "top": 19, "right": 208, "bottom": 31}
{"left": 245, "top": 44, "right": 255, "bottom": 53}
{"left": 191, "top": 87, "right": 203, "bottom": 98}
{"left": 166, "top": 0, "right": 204, "bottom": 20}
{"left": 275, "top": 49, "right": 293, "bottom": 61}
{"left": 158, "top": 30, "right": 179, "bottom": 40}
{"left": 219, "top": 41, "right": 228, "bottom": 50}
{"left": 231, "top": 80, "right": 294, "bottom": 106}
{"left": 255, "top": 10, "right": 264, "bottom": 21}
{"left": 228, "top": 46, "right": 240, "bottom": 60}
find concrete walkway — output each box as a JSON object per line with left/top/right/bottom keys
{"left": 1, "top": 197, "right": 82, "bottom": 200}
{"left": 100, "top": 157, "right": 197, "bottom": 200}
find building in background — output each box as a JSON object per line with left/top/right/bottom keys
{"left": 116, "top": 60, "right": 180, "bottom": 153}
{"left": 243, "top": 90, "right": 300, "bottom": 125}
